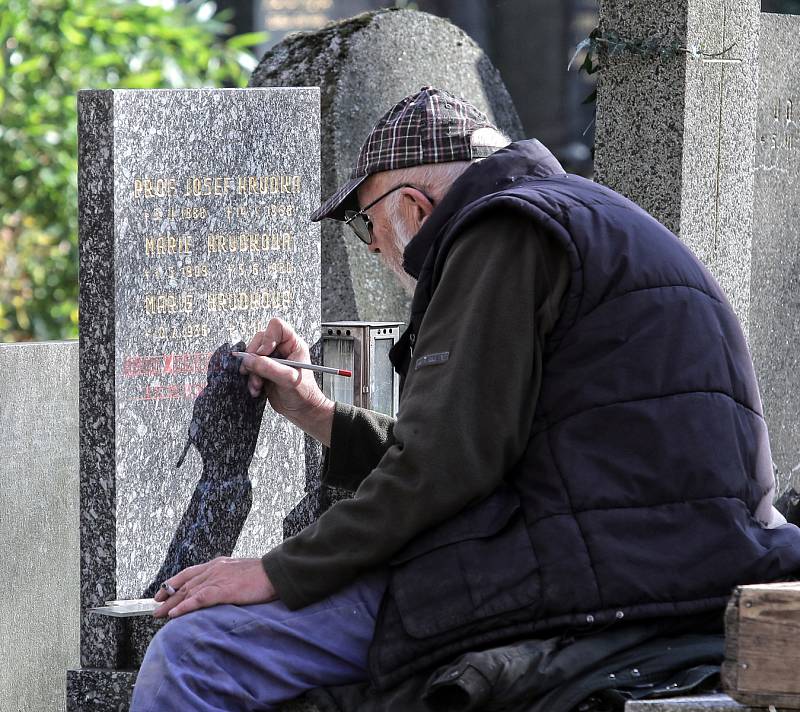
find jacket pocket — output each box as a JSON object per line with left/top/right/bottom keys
{"left": 388, "top": 485, "right": 541, "bottom": 639}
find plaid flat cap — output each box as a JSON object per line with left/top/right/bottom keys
{"left": 311, "top": 87, "right": 499, "bottom": 222}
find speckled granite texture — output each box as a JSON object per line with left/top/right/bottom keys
{"left": 594, "top": 0, "right": 760, "bottom": 334}
{"left": 250, "top": 8, "right": 523, "bottom": 324}
{"left": 0, "top": 341, "right": 80, "bottom": 712}
{"left": 625, "top": 693, "right": 753, "bottom": 710}
{"left": 77, "top": 89, "right": 321, "bottom": 674}
{"left": 67, "top": 669, "right": 137, "bottom": 712}
{"left": 749, "top": 13, "right": 800, "bottom": 495}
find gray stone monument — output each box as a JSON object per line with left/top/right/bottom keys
{"left": 592, "top": 0, "right": 800, "bottom": 495}
{"left": 68, "top": 88, "right": 320, "bottom": 709}
{"left": 749, "top": 12, "right": 800, "bottom": 494}
{"left": 0, "top": 341, "right": 79, "bottom": 712}
{"left": 250, "top": 8, "right": 524, "bottom": 324}
{"left": 594, "top": 0, "right": 761, "bottom": 333}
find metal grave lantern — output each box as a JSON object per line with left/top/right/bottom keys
{"left": 321, "top": 321, "right": 403, "bottom": 417}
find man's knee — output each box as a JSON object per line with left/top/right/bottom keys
{"left": 136, "top": 611, "right": 212, "bottom": 685}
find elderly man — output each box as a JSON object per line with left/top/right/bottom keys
{"left": 131, "top": 87, "right": 800, "bottom": 711}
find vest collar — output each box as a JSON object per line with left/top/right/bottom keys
{"left": 402, "top": 139, "right": 566, "bottom": 279}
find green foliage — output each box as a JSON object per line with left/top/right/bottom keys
{"left": 0, "top": 0, "right": 265, "bottom": 342}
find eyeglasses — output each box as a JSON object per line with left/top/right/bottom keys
{"left": 344, "top": 183, "right": 434, "bottom": 245}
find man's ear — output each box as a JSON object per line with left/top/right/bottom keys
{"left": 401, "top": 187, "right": 434, "bottom": 230}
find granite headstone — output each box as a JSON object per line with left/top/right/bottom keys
{"left": 594, "top": 0, "right": 761, "bottom": 333}
{"left": 0, "top": 341, "right": 79, "bottom": 712}
{"left": 69, "top": 88, "right": 320, "bottom": 705}
{"left": 250, "top": 8, "right": 524, "bottom": 324}
{"left": 748, "top": 12, "right": 800, "bottom": 495}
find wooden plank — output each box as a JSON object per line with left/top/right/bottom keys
{"left": 723, "top": 583, "right": 800, "bottom": 708}
{"left": 625, "top": 693, "right": 751, "bottom": 710}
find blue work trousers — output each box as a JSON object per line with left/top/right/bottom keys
{"left": 130, "top": 569, "right": 388, "bottom": 711}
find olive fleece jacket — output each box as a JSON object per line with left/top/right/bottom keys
{"left": 262, "top": 214, "right": 570, "bottom": 610}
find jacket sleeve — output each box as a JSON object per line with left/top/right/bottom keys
{"left": 321, "top": 402, "right": 396, "bottom": 492}
{"left": 262, "top": 213, "right": 569, "bottom": 609}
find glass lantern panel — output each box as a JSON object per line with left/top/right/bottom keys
{"left": 323, "top": 337, "right": 355, "bottom": 405}
{"left": 370, "top": 338, "right": 394, "bottom": 416}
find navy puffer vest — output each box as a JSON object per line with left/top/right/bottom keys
{"left": 370, "top": 140, "right": 800, "bottom": 689}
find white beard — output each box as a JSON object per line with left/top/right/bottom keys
{"left": 383, "top": 214, "right": 418, "bottom": 296}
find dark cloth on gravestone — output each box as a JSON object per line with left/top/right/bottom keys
{"left": 144, "top": 343, "right": 266, "bottom": 597}
{"left": 306, "top": 612, "right": 723, "bottom": 712}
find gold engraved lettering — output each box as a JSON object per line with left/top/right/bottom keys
{"left": 179, "top": 175, "right": 301, "bottom": 198}
{"left": 225, "top": 204, "right": 295, "bottom": 221}
{"left": 145, "top": 235, "right": 191, "bottom": 257}
{"left": 133, "top": 177, "right": 177, "bottom": 199}
{"left": 144, "top": 292, "right": 193, "bottom": 314}
{"left": 268, "top": 259, "right": 295, "bottom": 275}
{"left": 182, "top": 264, "right": 209, "bottom": 278}
{"left": 181, "top": 206, "right": 207, "bottom": 220}
{"left": 170, "top": 323, "right": 208, "bottom": 339}
{"left": 206, "top": 290, "right": 292, "bottom": 312}
{"left": 206, "top": 233, "right": 295, "bottom": 254}
{"left": 227, "top": 263, "right": 260, "bottom": 278}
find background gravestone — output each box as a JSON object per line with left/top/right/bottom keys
{"left": 250, "top": 8, "right": 524, "bottom": 324}
{"left": 0, "top": 341, "right": 79, "bottom": 712}
{"left": 70, "top": 88, "right": 320, "bottom": 703}
{"left": 749, "top": 12, "right": 800, "bottom": 494}
{"left": 594, "top": 0, "right": 761, "bottom": 334}
{"left": 592, "top": 0, "right": 800, "bottom": 500}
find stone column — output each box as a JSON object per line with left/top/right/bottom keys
{"left": 594, "top": 0, "right": 761, "bottom": 334}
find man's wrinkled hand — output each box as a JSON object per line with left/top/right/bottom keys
{"left": 235, "top": 317, "right": 335, "bottom": 446}
{"left": 153, "top": 557, "right": 277, "bottom": 619}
